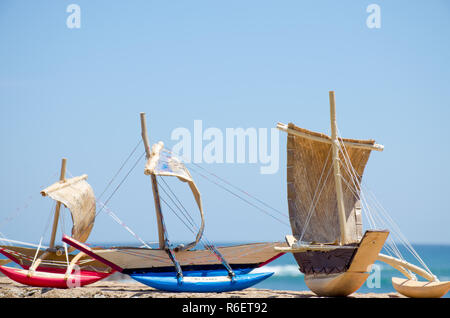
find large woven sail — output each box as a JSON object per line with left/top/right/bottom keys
{"left": 144, "top": 142, "right": 205, "bottom": 250}
{"left": 286, "top": 123, "right": 375, "bottom": 244}
{"left": 40, "top": 175, "right": 96, "bottom": 249}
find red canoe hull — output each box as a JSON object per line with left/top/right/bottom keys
{"left": 0, "top": 266, "right": 110, "bottom": 289}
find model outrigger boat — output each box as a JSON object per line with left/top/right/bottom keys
{"left": 275, "top": 91, "right": 450, "bottom": 298}
{"left": 63, "top": 113, "right": 285, "bottom": 293}
{"left": 0, "top": 159, "right": 112, "bottom": 288}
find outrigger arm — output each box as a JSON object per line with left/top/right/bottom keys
{"left": 377, "top": 253, "right": 450, "bottom": 298}
{"left": 377, "top": 253, "right": 436, "bottom": 282}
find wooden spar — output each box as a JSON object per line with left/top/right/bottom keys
{"left": 49, "top": 158, "right": 67, "bottom": 249}
{"left": 150, "top": 174, "right": 166, "bottom": 249}
{"left": 64, "top": 251, "right": 86, "bottom": 280}
{"left": 377, "top": 253, "right": 437, "bottom": 282}
{"left": 275, "top": 244, "right": 356, "bottom": 252}
{"left": 276, "top": 123, "right": 384, "bottom": 152}
{"left": 27, "top": 251, "right": 50, "bottom": 277}
{"left": 140, "top": 113, "right": 151, "bottom": 159}
{"left": 329, "top": 91, "right": 349, "bottom": 245}
{"left": 30, "top": 158, "right": 70, "bottom": 277}
{"left": 140, "top": 113, "right": 166, "bottom": 250}
{"left": 41, "top": 175, "right": 88, "bottom": 196}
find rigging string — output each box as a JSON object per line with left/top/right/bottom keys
{"left": 156, "top": 170, "right": 277, "bottom": 269}
{"left": 157, "top": 187, "right": 197, "bottom": 237}
{"left": 163, "top": 148, "right": 289, "bottom": 224}
{"left": 158, "top": 174, "right": 213, "bottom": 255}
{"left": 97, "top": 201, "right": 152, "bottom": 249}
{"left": 96, "top": 153, "right": 146, "bottom": 218}
{"left": 29, "top": 236, "right": 43, "bottom": 271}
{"left": 187, "top": 157, "right": 288, "bottom": 219}
{"left": 365, "top": 186, "right": 433, "bottom": 275}
{"left": 157, "top": 174, "right": 250, "bottom": 266}
{"left": 97, "top": 140, "right": 143, "bottom": 201}
{"left": 335, "top": 127, "right": 433, "bottom": 276}
{"left": 156, "top": 177, "right": 215, "bottom": 249}
{"left": 58, "top": 142, "right": 156, "bottom": 251}
{"left": 0, "top": 171, "right": 59, "bottom": 231}
{"left": 158, "top": 177, "right": 198, "bottom": 231}
{"left": 340, "top": 163, "right": 409, "bottom": 265}
{"left": 64, "top": 169, "right": 156, "bottom": 250}
{"left": 64, "top": 139, "right": 144, "bottom": 227}
{"left": 337, "top": 167, "right": 405, "bottom": 260}
{"left": 183, "top": 164, "right": 289, "bottom": 227}
{"left": 0, "top": 171, "right": 59, "bottom": 248}
{"left": 335, "top": 132, "right": 408, "bottom": 261}
{"left": 338, "top": 150, "right": 417, "bottom": 277}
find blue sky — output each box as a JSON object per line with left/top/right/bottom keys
{"left": 0, "top": 1, "right": 449, "bottom": 246}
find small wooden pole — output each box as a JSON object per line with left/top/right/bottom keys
{"left": 140, "top": 113, "right": 166, "bottom": 250}
{"left": 329, "top": 91, "right": 349, "bottom": 245}
{"left": 49, "top": 158, "right": 67, "bottom": 249}
{"left": 140, "top": 113, "right": 151, "bottom": 159}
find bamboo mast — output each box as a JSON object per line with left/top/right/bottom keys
{"left": 140, "top": 113, "right": 166, "bottom": 249}
{"left": 49, "top": 158, "right": 67, "bottom": 249}
{"left": 329, "top": 91, "right": 349, "bottom": 245}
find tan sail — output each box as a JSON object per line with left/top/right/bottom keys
{"left": 41, "top": 174, "right": 96, "bottom": 251}
{"left": 282, "top": 122, "right": 377, "bottom": 244}
{"left": 144, "top": 141, "right": 205, "bottom": 251}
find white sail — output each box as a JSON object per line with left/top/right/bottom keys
{"left": 144, "top": 142, "right": 205, "bottom": 251}
{"left": 41, "top": 175, "right": 96, "bottom": 249}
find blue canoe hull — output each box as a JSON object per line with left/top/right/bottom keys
{"left": 130, "top": 271, "right": 274, "bottom": 293}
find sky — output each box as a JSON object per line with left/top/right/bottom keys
{"left": 0, "top": 1, "right": 449, "bottom": 246}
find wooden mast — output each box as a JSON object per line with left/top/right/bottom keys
{"left": 29, "top": 158, "right": 67, "bottom": 276}
{"left": 329, "top": 91, "right": 349, "bottom": 245}
{"left": 49, "top": 158, "right": 67, "bottom": 249}
{"left": 140, "top": 113, "right": 166, "bottom": 249}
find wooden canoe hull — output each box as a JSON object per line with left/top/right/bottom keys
{"left": 305, "top": 272, "right": 370, "bottom": 297}
{"left": 0, "top": 266, "right": 110, "bottom": 289}
{"left": 392, "top": 277, "right": 450, "bottom": 298}
{"left": 293, "top": 230, "right": 389, "bottom": 297}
